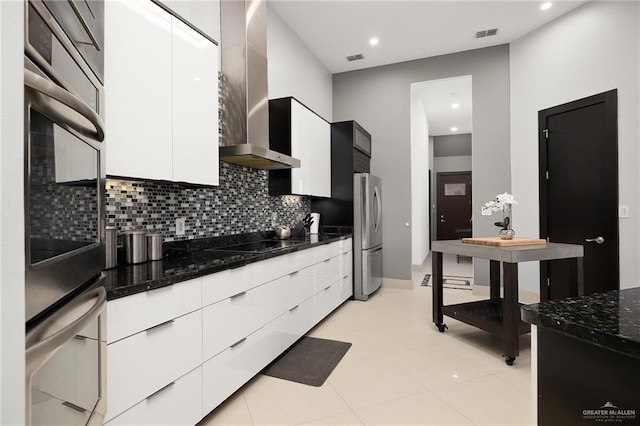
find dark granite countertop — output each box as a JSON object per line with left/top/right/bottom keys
{"left": 103, "top": 227, "right": 353, "bottom": 301}
{"left": 521, "top": 287, "right": 640, "bottom": 359}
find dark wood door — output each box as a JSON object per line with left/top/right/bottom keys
{"left": 437, "top": 172, "right": 472, "bottom": 240}
{"left": 539, "top": 90, "right": 618, "bottom": 300}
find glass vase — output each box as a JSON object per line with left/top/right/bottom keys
{"left": 500, "top": 204, "right": 515, "bottom": 240}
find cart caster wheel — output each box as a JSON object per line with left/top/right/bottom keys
{"left": 436, "top": 323, "right": 448, "bottom": 333}
{"left": 505, "top": 356, "right": 515, "bottom": 366}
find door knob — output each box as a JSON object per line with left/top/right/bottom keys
{"left": 585, "top": 236, "right": 604, "bottom": 244}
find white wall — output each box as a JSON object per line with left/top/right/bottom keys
{"left": 410, "top": 86, "right": 430, "bottom": 266}
{"left": 510, "top": 1, "right": 640, "bottom": 292}
{"left": 267, "top": 5, "right": 333, "bottom": 121}
{"left": 0, "top": 1, "right": 26, "bottom": 423}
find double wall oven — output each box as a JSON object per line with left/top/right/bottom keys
{"left": 24, "top": 0, "right": 107, "bottom": 424}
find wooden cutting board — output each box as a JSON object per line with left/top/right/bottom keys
{"left": 461, "top": 237, "right": 546, "bottom": 247}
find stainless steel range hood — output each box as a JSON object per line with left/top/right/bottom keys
{"left": 219, "top": 0, "right": 300, "bottom": 170}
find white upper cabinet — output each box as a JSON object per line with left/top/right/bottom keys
{"left": 171, "top": 18, "right": 219, "bottom": 186}
{"left": 270, "top": 97, "right": 331, "bottom": 197}
{"left": 105, "top": 0, "right": 219, "bottom": 185}
{"left": 157, "top": 0, "right": 220, "bottom": 42}
{"left": 298, "top": 103, "right": 331, "bottom": 197}
{"left": 105, "top": 0, "right": 173, "bottom": 181}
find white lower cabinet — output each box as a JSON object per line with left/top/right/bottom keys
{"left": 341, "top": 274, "right": 354, "bottom": 300}
{"left": 202, "top": 287, "right": 264, "bottom": 361}
{"left": 107, "top": 238, "right": 353, "bottom": 425}
{"left": 106, "top": 366, "right": 202, "bottom": 426}
{"left": 263, "top": 296, "right": 315, "bottom": 364}
{"left": 107, "top": 278, "right": 201, "bottom": 344}
{"left": 315, "top": 279, "right": 344, "bottom": 323}
{"left": 202, "top": 327, "right": 266, "bottom": 415}
{"left": 315, "top": 256, "right": 341, "bottom": 293}
{"left": 106, "top": 310, "right": 202, "bottom": 421}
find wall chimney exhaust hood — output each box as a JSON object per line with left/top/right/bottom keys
{"left": 219, "top": 0, "right": 300, "bottom": 170}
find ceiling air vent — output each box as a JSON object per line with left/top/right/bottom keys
{"left": 475, "top": 28, "right": 498, "bottom": 39}
{"left": 346, "top": 53, "right": 365, "bottom": 62}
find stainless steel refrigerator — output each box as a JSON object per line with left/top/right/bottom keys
{"left": 353, "top": 173, "right": 383, "bottom": 300}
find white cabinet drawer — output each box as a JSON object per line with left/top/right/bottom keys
{"left": 202, "top": 255, "right": 286, "bottom": 307}
{"left": 106, "top": 310, "right": 202, "bottom": 421}
{"left": 340, "top": 238, "right": 353, "bottom": 253}
{"left": 314, "top": 256, "right": 341, "bottom": 294}
{"left": 106, "top": 366, "right": 202, "bottom": 426}
{"left": 202, "top": 288, "right": 263, "bottom": 361}
{"left": 263, "top": 266, "right": 314, "bottom": 319}
{"left": 264, "top": 296, "right": 314, "bottom": 365}
{"left": 202, "top": 266, "right": 248, "bottom": 307}
{"left": 107, "top": 278, "right": 201, "bottom": 343}
{"left": 202, "top": 327, "right": 265, "bottom": 415}
{"left": 284, "top": 248, "right": 316, "bottom": 274}
{"left": 314, "top": 241, "right": 341, "bottom": 263}
{"left": 288, "top": 265, "right": 315, "bottom": 308}
{"left": 340, "top": 251, "right": 353, "bottom": 279}
{"left": 341, "top": 275, "right": 353, "bottom": 301}
{"left": 315, "top": 280, "right": 343, "bottom": 323}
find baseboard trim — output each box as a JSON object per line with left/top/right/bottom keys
{"left": 473, "top": 285, "right": 540, "bottom": 304}
{"left": 383, "top": 278, "right": 413, "bottom": 290}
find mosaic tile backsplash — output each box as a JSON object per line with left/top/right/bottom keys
{"left": 106, "top": 162, "right": 310, "bottom": 241}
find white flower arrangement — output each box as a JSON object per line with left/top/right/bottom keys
{"left": 482, "top": 192, "right": 518, "bottom": 214}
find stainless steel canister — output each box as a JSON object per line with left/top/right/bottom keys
{"left": 147, "top": 232, "right": 163, "bottom": 261}
{"left": 123, "top": 230, "right": 147, "bottom": 264}
{"left": 105, "top": 227, "right": 118, "bottom": 269}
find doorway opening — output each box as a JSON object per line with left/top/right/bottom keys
{"left": 410, "top": 75, "right": 473, "bottom": 285}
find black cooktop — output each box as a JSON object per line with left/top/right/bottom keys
{"left": 205, "top": 239, "right": 304, "bottom": 253}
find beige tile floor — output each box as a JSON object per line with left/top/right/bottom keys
{"left": 200, "top": 254, "right": 532, "bottom": 426}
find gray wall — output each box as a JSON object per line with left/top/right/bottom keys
{"left": 433, "top": 156, "right": 472, "bottom": 175}
{"left": 434, "top": 134, "right": 472, "bottom": 157}
{"left": 333, "top": 45, "right": 511, "bottom": 282}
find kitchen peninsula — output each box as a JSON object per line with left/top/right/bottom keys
{"left": 522, "top": 288, "right": 640, "bottom": 425}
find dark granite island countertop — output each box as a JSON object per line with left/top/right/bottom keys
{"left": 522, "top": 288, "right": 640, "bottom": 425}
{"left": 521, "top": 287, "right": 640, "bottom": 359}
{"left": 103, "top": 228, "right": 353, "bottom": 301}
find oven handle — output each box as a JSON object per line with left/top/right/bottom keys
{"left": 25, "top": 286, "right": 106, "bottom": 378}
{"left": 24, "top": 68, "right": 105, "bottom": 142}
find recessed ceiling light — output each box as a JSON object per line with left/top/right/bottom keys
{"left": 451, "top": 127, "right": 458, "bottom": 132}
{"left": 451, "top": 103, "right": 460, "bottom": 109}
{"left": 369, "top": 37, "right": 379, "bottom": 46}
{"left": 541, "top": 2, "right": 552, "bottom": 10}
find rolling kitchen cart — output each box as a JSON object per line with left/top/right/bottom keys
{"left": 431, "top": 239, "right": 584, "bottom": 365}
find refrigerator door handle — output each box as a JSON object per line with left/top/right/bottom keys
{"left": 374, "top": 186, "right": 382, "bottom": 231}
{"left": 360, "top": 175, "right": 367, "bottom": 230}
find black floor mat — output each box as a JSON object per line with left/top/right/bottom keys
{"left": 261, "top": 336, "right": 351, "bottom": 387}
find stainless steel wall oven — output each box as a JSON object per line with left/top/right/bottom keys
{"left": 24, "top": 0, "right": 106, "bottom": 424}
{"left": 24, "top": 0, "right": 105, "bottom": 327}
